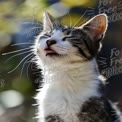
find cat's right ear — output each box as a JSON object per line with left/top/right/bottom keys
{"left": 80, "top": 14, "right": 108, "bottom": 42}
{"left": 43, "top": 12, "right": 55, "bottom": 31}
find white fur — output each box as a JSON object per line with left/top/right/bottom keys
{"left": 35, "top": 58, "right": 102, "bottom": 122}
{"left": 109, "top": 101, "right": 122, "bottom": 122}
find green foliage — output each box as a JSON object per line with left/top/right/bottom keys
{"left": 0, "top": 0, "right": 96, "bottom": 33}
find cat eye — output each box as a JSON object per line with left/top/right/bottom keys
{"left": 62, "top": 36, "right": 74, "bottom": 41}
{"left": 40, "top": 33, "right": 51, "bottom": 39}
{"left": 63, "top": 30, "right": 71, "bottom": 35}
{"left": 44, "top": 33, "right": 52, "bottom": 37}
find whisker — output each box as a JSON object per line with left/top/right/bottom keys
{"left": 24, "top": 27, "right": 42, "bottom": 38}
{"left": 99, "top": 57, "right": 107, "bottom": 60}
{"left": 118, "top": 2, "right": 122, "bottom": 6}
{"left": 29, "top": 58, "right": 37, "bottom": 62}
{"left": 26, "top": 62, "right": 33, "bottom": 78}
{"left": 87, "top": 10, "right": 95, "bottom": 12}
{"left": 26, "top": 57, "right": 37, "bottom": 63}
{"left": 22, "top": 21, "right": 42, "bottom": 26}
{"left": 11, "top": 42, "right": 34, "bottom": 46}
{"left": 118, "top": 7, "right": 122, "bottom": 10}
{"left": 99, "top": 63, "right": 107, "bottom": 66}
{"left": 56, "top": 46, "right": 69, "bottom": 50}
{"left": 22, "top": 21, "right": 35, "bottom": 25}
{"left": 98, "top": 64, "right": 107, "bottom": 66}
{"left": 24, "top": 24, "right": 41, "bottom": 29}
{"left": 87, "top": 15, "right": 95, "bottom": 17}
{"left": 87, "top": 13, "right": 95, "bottom": 15}
{"left": 98, "top": 60, "right": 107, "bottom": 63}
{"left": 24, "top": 26, "right": 42, "bottom": 34}
{"left": 98, "top": 62, "right": 107, "bottom": 65}
{"left": 118, "top": 1, "right": 122, "bottom": 5}
{"left": 32, "top": 71, "right": 41, "bottom": 75}
{"left": 68, "top": 12, "right": 72, "bottom": 28}
{"left": 20, "top": 54, "right": 34, "bottom": 77}
{"left": 26, "top": 61, "right": 32, "bottom": 79}
{"left": 31, "top": 63, "right": 39, "bottom": 72}
{"left": 25, "top": 24, "right": 41, "bottom": 28}
{"left": 72, "top": 10, "right": 87, "bottom": 28}
{"left": 118, "top": 5, "right": 122, "bottom": 8}
{"left": 79, "top": 18, "right": 88, "bottom": 26}
{"left": 31, "top": 61, "right": 35, "bottom": 71}
{"left": 26, "top": 58, "right": 36, "bottom": 79}
{"left": 28, "top": 26, "right": 42, "bottom": 31}
{"left": 88, "top": 7, "right": 95, "bottom": 10}
{"left": 23, "top": 20, "right": 41, "bottom": 26}
{"left": 25, "top": 57, "right": 36, "bottom": 63}
{"left": 4, "top": 50, "right": 32, "bottom": 63}
{"left": 8, "top": 53, "right": 33, "bottom": 74}
{"left": 97, "top": 60, "right": 107, "bottom": 63}
{"left": 2, "top": 47, "right": 32, "bottom": 55}
{"left": 118, "top": 3, "right": 122, "bottom": 7}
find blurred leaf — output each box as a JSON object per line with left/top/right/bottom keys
{"left": 0, "top": 1, "right": 15, "bottom": 15}
{"left": 0, "top": 17, "right": 20, "bottom": 33}
{"left": 0, "top": 0, "right": 48, "bottom": 33}
{"left": 61, "top": 13, "right": 88, "bottom": 27}
{"left": 12, "top": 77, "right": 33, "bottom": 95}
{"left": 61, "top": 0, "right": 97, "bottom": 7}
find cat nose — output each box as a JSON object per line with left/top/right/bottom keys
{"left": 46, "top": 40, "right": 56, "bottom": 47}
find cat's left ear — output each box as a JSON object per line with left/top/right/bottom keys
{"left": 80, "top": 14, "right": 108, "bottom": 42}
{"left": 43, "top": 12, "right": 55, "bottom": 31}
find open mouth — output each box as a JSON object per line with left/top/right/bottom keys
{"left": 44, "top": 48, "right": 59, "bottom": 56}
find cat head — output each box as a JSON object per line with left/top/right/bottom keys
{"left": 35, "top": 12, "right": 108, "bottom": 67}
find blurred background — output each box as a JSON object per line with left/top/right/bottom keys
{"left": 0, "top": 0, "right": 122, "bottom": 122}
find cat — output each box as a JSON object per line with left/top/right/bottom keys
{"left": 34, "top": 12, "right": 122, "bottom": 122}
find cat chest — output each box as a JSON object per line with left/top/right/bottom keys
{"left": 42, "top": 96, "right": 82, "bottom": 122}
{"left": 37, "top": 78, "right": 100, "bottom": 122}
{"left": 39, "top": 88, "right": 86, "bottom": 122}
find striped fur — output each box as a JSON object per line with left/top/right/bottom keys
{"left": 34, "top": 12, "right": 122, "bottom": 122}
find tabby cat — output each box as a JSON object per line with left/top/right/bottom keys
{"left": 34, "top": 12, "right": 122, "bottom": 122}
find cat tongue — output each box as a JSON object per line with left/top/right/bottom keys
{"left": 44, "top": 48, "right": 57, "bottom": 53}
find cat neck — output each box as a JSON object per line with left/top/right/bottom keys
{"left": 41, "top": 59, "right": 103, "bottom": 98}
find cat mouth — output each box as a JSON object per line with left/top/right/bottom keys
{"left": 44, "top": 48, "right": 59, "bottom": 56}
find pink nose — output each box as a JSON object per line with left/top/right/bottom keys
{"left": 46, "top": 40, "right": 56, "bottom": 46}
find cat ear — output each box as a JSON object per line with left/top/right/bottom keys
{"left": 81, "top": 14, "right": 108, "bottom": 42}
{"left": 43, "top": 12, "right": 55, "bottom": 31}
